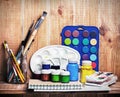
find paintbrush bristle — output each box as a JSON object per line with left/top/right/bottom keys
{"left": 42, "top": 11, "right": 47, "bottom": 17}
{"left": 4, "top": 40, "right": 7, "bottom": 44}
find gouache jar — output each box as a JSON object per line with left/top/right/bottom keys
{"left": 51, "top": 70, "right": 60, "bottom": 82}
{"left": 42, "top": 60, "right": 51, "bottom": 69}
{"left": 60, "top": 71, "right": 70, "bottom": 83}
{"left": 41, "top": 70, "right": 51, "bottom": 81}
{"left": 67, "top": 59, "right": 79, "bottom": 81}
{"left": 51, "top": 65, "right": 60, "bottom": 70}
{"left": 80, "top": 60, "right": 94, "bottom": 83}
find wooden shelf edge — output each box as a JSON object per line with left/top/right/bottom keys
{"left": 0, "top": 81, "right": 120, "bottom": 94}
{"left": 0, "top": 81, "right": 27, "bottom": 94}
{"left": 109, "top": 82, "right": 120, "bottom": 94}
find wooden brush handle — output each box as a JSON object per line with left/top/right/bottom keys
{"left": 23, "top": 29, "right": 37, "bottom": 55}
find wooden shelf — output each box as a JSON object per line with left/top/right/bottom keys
{"left": 109, "top": 82, "right": 120, "bottom": 94}
{"left": 0, "top": 81, "right": 27, "bottom": 94}
{"left": 0, "top": 81, "right": 120, "bottom": 94}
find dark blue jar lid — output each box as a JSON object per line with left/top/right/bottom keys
{"left": 42, "top": 64, "right": 50, "bottom": 69}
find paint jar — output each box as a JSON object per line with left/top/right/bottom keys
{"left": 51, "top": 70, "right": 60, "bottom": 82}
{"left": 60, "top": 71, "right": 70, "bottom": 83}
{"left": 80, "top": 60, "right": 94, "bottom": 83}
{"left": 51, "top": 65, "right": 60, "bottom": 70}
{"left": 64, "top": 38, "right": 71, "bottom": 45}
{"left": 42, "top": 60, "right": 51, "bottom": 69}
{"left": 67, "top": 59, "right": 79, "bottom": 81}
{"left": 32, "top": 73, "right": 41, "bottom": 79}
{"left": 41, "top": 70, "right": 51, "bottom": 81}
{"left": 90, "top": 39, "right": 97, "bottom": 46}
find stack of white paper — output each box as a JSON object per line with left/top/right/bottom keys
{"left": 86, "top": 72, "right": 118, "bottom": 87}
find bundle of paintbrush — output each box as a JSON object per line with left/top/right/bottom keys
{"left": 3, "top": 41, "right": 25, "bottom": 83}
{"left": 3, "top": 11, "right": 47, "bottom": 83}
{"left": 16, "top": 11, "right": 47, "bottom": 59}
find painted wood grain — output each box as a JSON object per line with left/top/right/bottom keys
{"left": 0, "top": 0, "right": 120, "bottom": 82}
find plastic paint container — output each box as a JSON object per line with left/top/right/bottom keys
{"left": 80, "top": 60, "right": 94, "bottom": 83}
{"left": 90, "top": 31, "right": 97, "bottom": 38}
{"left": 90, "top": 39, "right": 97, "bottom": 45}
{"left": 82, "top": 30, "right": 89, "bottom": 37}
{"left": 60, "top": 71, "right": 70, "bottom": 83}
{"left": 51, "top": 70, "right": 60, "bottom": 82}
{"left": 42, "top": 64, "right": 50, "bottom": 69}
{"left": 82, "top": 54, "right": 89, "bottom": 60}
{"left": 90, "top": 54, "right": 97, "bottom": 61}
{"left": 64, "top": 30, "right": 71, "bottom": 37}
{"left": 64, "top": 38, "right": 71, "bottom": 45}
{"left": 82, "top": 46, "right": 89, "bottom": 53}
{"left": 41, "top": 70, "right": 51, "bottom": 81}
{"left": 61, "top": 26, "right": 99, "bottom": 71}
{"left": 72, "top": 30, "right": 79, "bottom": 37}
{"left": 82, "top": 38, "right": 89, "bottom": 45}
{"left": 42, "top": 60, "right": 51, "bottom": 69}
{"left": 72, "top": 38, "right": 79, "bottom": 45}
{"left": 92, "top": 62, "right": 96, "bottom": 69}
{"left": 90, "top": 46, "right": 97, "bottom": 53}
{"left": 32, "top": 74, "right": 41, "bottom": 79}
{"left": 67, "top": 59, "right": 79, "bottom": 81}
{"left": 51, "top": 65, "right": 60, "bottom": 70}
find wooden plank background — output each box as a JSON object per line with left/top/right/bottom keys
{"left": 0, "top": 0, "right": 120, "bottom": 81}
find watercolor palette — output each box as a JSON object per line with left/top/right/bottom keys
{"left": 30, "top": 45, "right": 80, "bottom": 74}
{"left": 61, "top": 25, "right": 99, "bottom": 71}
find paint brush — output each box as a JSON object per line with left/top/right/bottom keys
{"left": 23, "top": 11, "right": 47, "bottom": 55}
{"left": 9, "top": 49, "right": 25, "bottom": 83}
{"left": 3, "top": 41, "right": 10, "bottom": 56}
{"left": 23, "top": 20, "right": 35, "bottom": 47}
{"left": 34, "top": 11, "right": 47, "bottom": 29}
{"left": 16, "top": 20, "right": 35, "bottom": 59}
{"left": 3, "top": 41, "right": 23, "bottom": 82}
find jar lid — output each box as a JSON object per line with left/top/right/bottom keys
{"left": 61, "top": 71, "right": 70, "bottom": 75}
{"left": 82, "top": 60, "right": 92, "bottom": 65}
{"left": 68, "top": 58, "right": 78, "bottom": 63}
{"left": 42, "top": 60, "right": 51, "bottom": 65}
{"left": 51, "top": 70, "right": 60, "bottom": 75}
{"left": 41, "top": 70, "right": 51, "bottom": 74}
{"left": 51, "top": 65, "right": 60, "bottom": 69}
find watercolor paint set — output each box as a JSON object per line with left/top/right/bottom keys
{"left": 61, "top": 25, "right": 99, "bottom": 71}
